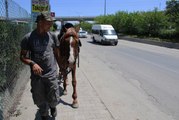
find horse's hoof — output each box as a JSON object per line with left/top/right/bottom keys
{"left": 63, "top": 90, "right": 67, "bottom": 95}
{"left": 72, "top": 102, "right": 79, "bottom": 108}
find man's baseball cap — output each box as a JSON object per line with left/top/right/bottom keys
{"left": 35, "top": 12, "right": 56, "bottom": 22}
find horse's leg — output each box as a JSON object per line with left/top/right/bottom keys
{"left": 62, "top": 70, "right": 68, "bottom": 95}
{"left": 71, "top": 65, "right": 79, "bottom": 108}
{"left": 66, "top": 76, "right": 69, "bottom": 85}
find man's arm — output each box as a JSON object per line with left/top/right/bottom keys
{"left": 20, "top": 49, "right": 43, "bottom": 75}
{"left": 20, "top": 50, "right": 33, "bottom": 65}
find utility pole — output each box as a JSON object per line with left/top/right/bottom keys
{"left": 104, "top": 0, "right": 106, "bottom": 16}
{"left": 159, "top": 2, "right": 161, "bottom": 10}
{"left": 5, "top": 0, "right": 8, "bottom": 20}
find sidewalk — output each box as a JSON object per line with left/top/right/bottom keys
{"left": 9, "top": 67, "right": 114, "bottom": 120}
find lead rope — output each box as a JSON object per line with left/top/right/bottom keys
{"left": 78, "top": 53, "right": 80, "bottom": 67}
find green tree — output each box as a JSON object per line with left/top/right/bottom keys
{"left": 79, "top": 22, "right": 93, "bottom": 33}
{"left": 166, "top": 0, "right": 179, "bottom": 23}
{"left": 165, "top": 0, "right": 179, "bottom": 36}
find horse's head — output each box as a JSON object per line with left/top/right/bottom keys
{"left": 59, "top": 27, "right": 79, "bottom": 67}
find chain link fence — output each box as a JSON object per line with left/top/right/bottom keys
{"left": 0, "top": 0, "right": 31, "bottom": 119}
{"left": 0, "top": 0, "right": 30, "bottom": 19}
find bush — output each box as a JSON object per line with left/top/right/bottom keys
{"left": 0, "top": 21, "right": 30, "bottom": 89}
{"left": 159, "top": 29, "right": 178, "bottom": 42}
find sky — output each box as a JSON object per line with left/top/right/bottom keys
{"left": 13, "top": 0, "right": 167, "bottom": 17}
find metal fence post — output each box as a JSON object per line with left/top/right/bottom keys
{"left": 5, "top": 0, "right": 8, "bottom": 20}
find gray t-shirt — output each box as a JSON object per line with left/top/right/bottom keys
{"left": 21, "top": 30, "right": 59, "bottom": 79}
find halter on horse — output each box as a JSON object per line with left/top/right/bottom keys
{"left": 58, "top": 27, "right": 79, "bottom": 108}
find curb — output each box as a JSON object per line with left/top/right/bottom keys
{"left": 118, "top": 36, "right": 179, "bottom": 49}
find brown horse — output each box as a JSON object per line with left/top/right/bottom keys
{"left": 57, "top": 27, "right": 79, "bottom": 108}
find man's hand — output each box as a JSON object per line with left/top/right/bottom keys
{"left": 32, "top": 63, "right": 43, "bottom": 75}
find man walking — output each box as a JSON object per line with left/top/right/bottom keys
{"left": 20, "top": 12, "right": 60, "bottom": 120}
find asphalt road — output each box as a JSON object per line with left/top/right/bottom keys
{"left": 79, "top": 36, "right": 179, "bottom": 120}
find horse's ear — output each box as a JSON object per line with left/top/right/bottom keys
{"left": 75, "top": 26, "right": 80, "bottom": 33}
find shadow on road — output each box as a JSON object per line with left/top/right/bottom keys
{"left": 87, "top": 40, "right": 111, "bottom": 46}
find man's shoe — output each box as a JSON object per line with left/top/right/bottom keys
{"left": 41, "top": 116, "right": 48, "bottom": 120}
{"left": 50, "top": 107, "right": 57, "bottom": 117}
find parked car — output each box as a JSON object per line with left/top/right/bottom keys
{"left": 78, "top": 30, "right": 88, "bottom": 38}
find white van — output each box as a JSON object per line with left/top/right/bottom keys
{"left": 92, "top": 24, "right": 118, "bottom": 45}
